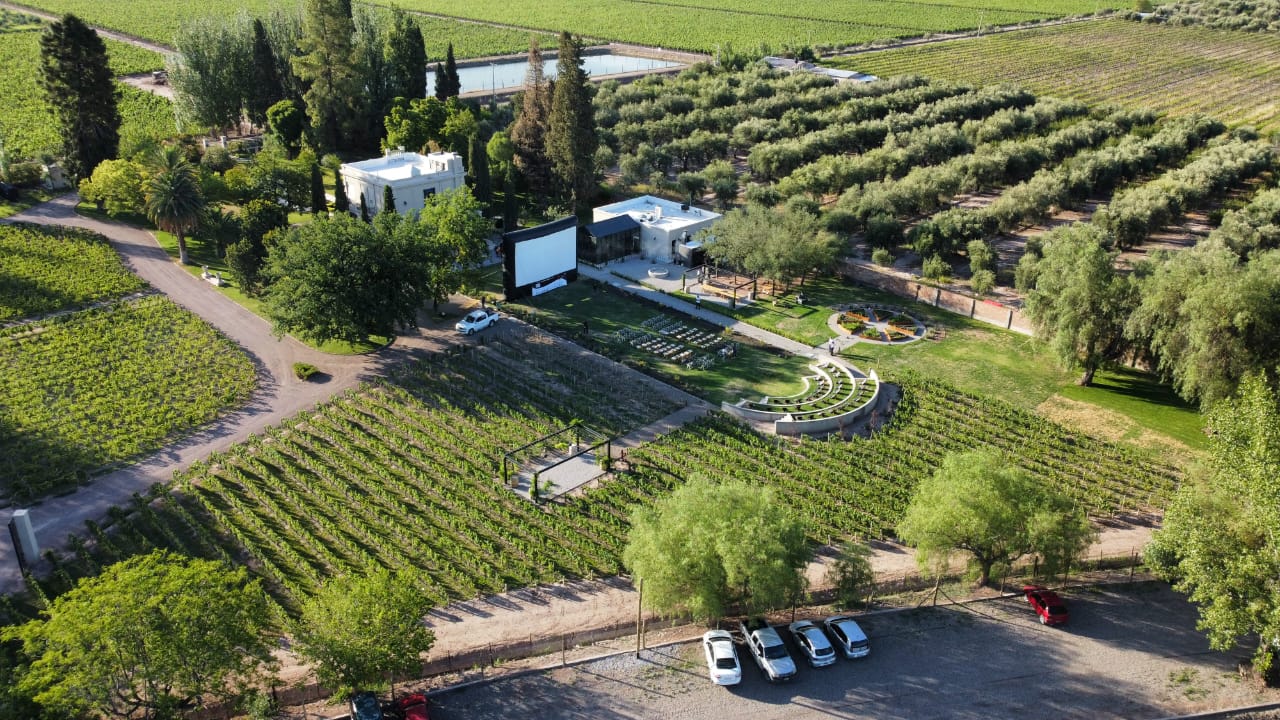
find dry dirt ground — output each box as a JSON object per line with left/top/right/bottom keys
{"left": 427, "top": 582, "right": 1278, "bottom": 720}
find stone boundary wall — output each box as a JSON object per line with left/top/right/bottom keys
{"left": 838, "top": 259, "right": 1032, "bottom": 335}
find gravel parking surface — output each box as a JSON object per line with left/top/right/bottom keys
{"left": 429, "top": 583, "right": 1278, "bottom": 720}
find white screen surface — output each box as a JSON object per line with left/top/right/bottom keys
{"left": 514, "top": 225, "right": 577, "bottom": 287}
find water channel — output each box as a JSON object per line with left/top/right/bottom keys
{"left": 427, "top": 52, "right": 682, "bottom": 95}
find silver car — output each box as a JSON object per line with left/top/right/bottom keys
{"left": 824, "top": 615, "right": 871, "bottom": 659}
{"left": 789, "top": 620, "right": 837, "bottom": 667}
{"left": 739, "top": 617, "right": 797, "bottom": 682}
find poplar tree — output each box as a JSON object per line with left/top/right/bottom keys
{"left": 547, "top": 31, "right": 598, "bottom": 211}
{"left": 293, "top": 0, "right": 358, "bottom": 152}
{"left": 39, "top": 14, "right": 120, "bottom": 179}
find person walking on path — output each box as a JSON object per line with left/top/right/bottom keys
{"left": 828, "top": 339, "right": 837, "bottom": 355}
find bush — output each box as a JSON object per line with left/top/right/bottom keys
{"left": 865, "top": 214, "right": 904, "bottom": 249}
{"left": 971, "top": 268, "right": 996, "bottom": 295}
{"left": 201, "top": 146, "right": 236, "bottom": 174}
{"left": 871, "top": 247, "right": 894, "bottom": 266}
{"left": 826, "top": 542, "right": 874, "bottom": 610}
{"left": 5, "top": 161, "right": 44, "bottom": 187}
{"left": 1014, "top": 253, "right": 1040, "bottom": 292}
{"left": 922, "top": 253, "right": 950, "bottom": 281}
{"left": 292, "top": 362, "right": 319, "bottom": 380}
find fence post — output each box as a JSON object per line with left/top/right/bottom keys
{"left": 635, "top": 577, "right": 644, "bottom": 657}
{"left": 1006, "top": 309, "right": 1013, "bottom": 329}
{"left": 970, "top": 298, "right": 976, "bottom": 318}
{"left": 933, "top": 288, "right": 941, "bottom": 306}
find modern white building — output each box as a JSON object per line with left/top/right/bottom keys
{"left": 339, "top": 150, "right": 466, "bottom": 216}
{"left": 591, "top": 195, "right": 721, "bottom": 263}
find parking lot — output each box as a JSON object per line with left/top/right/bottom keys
{"left": 429, "top": 583, "right": 1277, "bottom": 720}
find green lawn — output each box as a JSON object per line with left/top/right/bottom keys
{"left": 473, "top": 268, "right": 813, "bottom": 405}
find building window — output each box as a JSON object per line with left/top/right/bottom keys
{"left": 423, "top": 188, "right": 436, "bottom": 200}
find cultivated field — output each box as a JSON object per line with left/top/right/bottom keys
{"left": 8, "top": 0, "right": 1120, "bottom": 52}
{"left": 838, "top": 18, "right": 1280, "bottom": 134}
{"left": 0, "top": 24, "right": 173, "bottom": 157}
{"left": 0, "top": 294, "right": 256, "bottom": 502}
{"left": 12, "top": 337, "right": 1176, "bottom": 620}
{"left": 0, "top": 224, "right": 146, "bottom": 322}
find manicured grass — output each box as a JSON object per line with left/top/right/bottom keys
{"left": 474, "top": 268, "right": 813, "bottom": 405}
{"left": 1060, "top": 367, "right": 1206, "bottom": 450}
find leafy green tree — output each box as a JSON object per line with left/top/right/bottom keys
{"left": 349, "top": 7, "right": 391, "bottom": 151}
{"left": 3, "top": 551, "right": 275, "bottom": 720}
{"left": 382, "top": 97, "right": 447, "bottom": 153}
{"left": 511, "top": 38, "right": 552, "bottom": 197}
{"left": 78, "top": 158, "right": 145, "bottom": 217}
{"left": 622, "top": 477, "right": 809, "bottom": 621}
{"left": 676, "top": 171, "right": 706, "bottom": 206}
{"left": 967, "top": 239, "right": 995, "bottom": 274}
{"left": 1128, "top": 245, "right": 1280, "bottom": 407}
{"left": 246, "top": 145, "right": 313, "bottom": 210}
{"left": 169, "top": 13, "right": 252, "bottom": 134}
{"left": 705, "top": 202, "right": 840, "bottom": 291}
{"left": 293, "top": 0, "right": 358, "bottom": 151}
{"left": 827, "top": 542, "right": 875, "bottom": 610}
{"left": 441, "top": 102, "right": 478, "bottom": 160}
{"left": 39, "top": 14, "right": 120, "bottom": 179}
{"left": 898, "top": 450, "right": 1095, "bottom": 586}
{"left": 247, "top": 18, "right": 284, "bottom": 128}
{"left": 292, "top": 569, "right": 435, "bottom": 697}
{"left": 264, "top": 211, "right": 433, "bottom": 342}
{"left": 864, "top": 214, "right": 903, "bottom": 250}
{"left": 333, "top": 165, "right": 349, "bottom": 212}
{"left": 921, "top": 253, "right": 950, "bottom": 281}
{"left": 970, "top": 268, "right": 996, "bottom": 296}
{"left": 547, "top": 32, "right": 598, "bottom": 211}
{"left": 266, "top": 99, "right": 305, "bottom": 157}
{"left": 487, "top": 130, "right": 516, "bottom": 180}
{"left": 145, "top": 147, "right": 204, "bottom": 265}
{"left": 384, "top": 7, "right": 426, "bottom": 101}
{"left": 1146, "top": 374, "right": 1280, "bottom": 681}
{"left": 412, "top": 187, "right": 492, "bottom": 308}
{"left": 703, "top": 158, "right": 740, "bottom": 211}
{"left": 1025, "top": 223, "right": 1135, "bottom": 386}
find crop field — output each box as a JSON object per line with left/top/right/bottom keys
{"left": 0, "top": 225, "right": 147, "bottom": 322}
{"left": 8, "top": 0, "right": 1120, "bottom": 53}
{"left": 7, "top": 0, "right": 550, "bottom": 58}
{"left": 0, "top": 27, "right": 174, "bottom": 157}
{"left": 837, "top": 18, "right": 1280, "bottom": 134}
{"left": 14, "top": 348, "right": 1176, "bottom": 620}
{"left": 0, "top": 295, "right": 255, "bottom": 502}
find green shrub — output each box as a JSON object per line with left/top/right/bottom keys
{"left": 971, "top": 268, "right": 996, "bottom": 295}
{"left": 5, "top": 161, "right": 43, "bottom": 187}
{"left": 293, "top": 362, "right": 318, "bottom": 380}
{"left": 922, "top": 253, "right": 950, "bottom": 281}
{"left": 871, "top": 248, "right": 894, "bottom": 266}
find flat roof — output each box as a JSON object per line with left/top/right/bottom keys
{"left": 342, "top": 151, "right": 461, "bottom": 182}
{"left": 583, "top": 214, "right": 641, "bottom": 237}
{"left": 595, "top": 195, "right": 720, "bottom": 230}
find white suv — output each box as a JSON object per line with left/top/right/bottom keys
{"left": 739, "top": 617, "right": 797, "bottom": 682}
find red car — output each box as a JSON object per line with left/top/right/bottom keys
{"left": 1022, "top": 585, "right": 1069, "bottom": 626}
{"left": 396, "top": 694, "right": 429, "bottom": 720}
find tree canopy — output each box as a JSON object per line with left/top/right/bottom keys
{"left": 622, "top": 476, "right": 809, "bottom": 621}
{"left": 897, "top": 450, "right": 1095, "bottom": 586}
{"left": 703, "top": 202, "right": 841, "bottom": 289}
{"left": 3, "top": 551, "right": 275, "bottom": 720}
{"left": 293, "top": 0, "right": 358, "bottom": 151}
{"left": 144, "top": 146, "right": 204, "bottom": 265}
{"left": 39, "top": 14, "right": 120, "bottom": 179}
{"left": 1147, "top": 374, "right": 1280, "bottom": 680}
{"left": 292, "top": 568, "right": 435, "bottom": 697}
{"left": 547, "top": 32, "right": 597, "bottom": 211}
{"left": 1025, "top": 222, "right": 1135, "bottom": 386}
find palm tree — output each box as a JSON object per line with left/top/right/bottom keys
{"left": 145, "top": 146, "right": 203, "bottom": 265}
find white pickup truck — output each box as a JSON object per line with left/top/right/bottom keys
{"left": 455, "top": 308, "right": 500, "bottom": 335}
{"left": 738, "top": 617, "right": 797, "bottom": 682}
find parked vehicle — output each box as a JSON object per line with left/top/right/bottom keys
{"left": 455, "top": 308, "right": 499, "bottom": 334}
{"left": 702, "top": 629, "right": 743, "bottom": 686}
{"left": 1023, "top": 585, "right": 1069, "bottom": 626}
{"left": 788, "top": 620, "right": 837, "bottom": 667}
{"left": 350, "top": 691, "right": 383, "bottom": 720}
{"left": 824, "top": 615, "right": 871, "bottom": 659}
{"left": 738, "top": 617, "right": 797, "bottom": 682}
{"left": 396, "top": 693, "right": 429, "bottom": 720}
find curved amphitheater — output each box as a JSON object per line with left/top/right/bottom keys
{"left": 722, "top": 360, "right": 881, "bottom": 437}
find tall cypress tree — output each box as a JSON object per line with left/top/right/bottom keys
{"left": 432, "top": 61, "right": 448, "bottom": 101}
{"left": 39, "top": 14, "right": 119, "bottom": 179}
{"left": 381, "top": 184, "right": 396, "bottom": 214}
{"left": 510, "top": 37, "right": 552, "bottom": 201}
{"left": 333, "top": 165, "right": 349, "bottom": 213}
{"left": 247, "top": 18, "right": 284, "bottom": 129}
{"left": 310, "top": 163, "right": 326, "bottom": 215}
{"left": 292, "top": 0, "right": 358, "bottom": 152}
{"left": 442, "top": 43, "right": 461, "bottom": 99}
{"left": 385, "top": 8, "right": 426, "bottom": 101}
{"left": 359, "top": 192, "right": 369, "bottom": 222}
{"left": 547, "top": 32, "right": 598, "bottom": 212}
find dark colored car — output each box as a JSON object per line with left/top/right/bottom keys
{"left": 350, "top": 691, "right": 384, "bottom": 720}
{"left": 397, "top": 693, "right": 429, "bottom": 720}
{"left": 1023, "top": 585, "right": 1069, "bottom": 626}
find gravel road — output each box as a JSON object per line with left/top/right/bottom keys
{"left": 429, "top": 583, "right": 1277, "bottom": 720}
